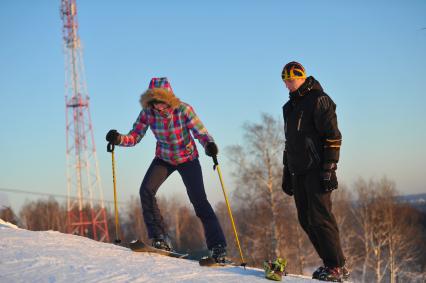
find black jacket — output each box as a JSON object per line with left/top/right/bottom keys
{"left": 282, "top": 76, "right": 342, "bottom": 174}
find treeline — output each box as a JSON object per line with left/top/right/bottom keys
{"left": 1, "top": 114, "right": 425, "bottom": 282}
{"left": 0, "top": 196, "right": 206, "bottom": 254}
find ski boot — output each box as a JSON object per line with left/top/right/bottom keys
{"left": 152, "top": 237, "right": 172, "bottom": 252}
{"left": 341, "top": 266, "right": 350, "bottom": 281}
{"left": 263, "top": 258, "right": 287, "bottom": 281}
{"left": 199, "top": 244, "right": 229, "bottom": 266}
{"left": 315, "top": 265, "right": 350, "bottom": 281}
{"left": 312, "top": 266, "right": 326, "bottom": 279}
{"left": 317, "top": 266, "right": 345, "bottom": 282}
{"left": 211, "top": 244, "right": 227, "bottom": 263}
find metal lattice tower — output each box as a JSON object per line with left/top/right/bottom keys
{"left": 60, "top": 0, "right": 109, "bottom": 242}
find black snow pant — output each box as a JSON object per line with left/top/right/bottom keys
{"left": 292, "top": 169, "right": 345, "bottom": 268}
{"left": 139, "top": 157, "right": 226, "bottom": 250}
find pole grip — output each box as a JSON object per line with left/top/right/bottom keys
{"left": 212, "top": 155, "right": 218, "bottom": 170}
{"left": 107, "top": 142, "right": 115, "bottom": 153}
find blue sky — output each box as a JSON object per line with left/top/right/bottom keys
{"left": 0, "top": 0, "right": 425, "bottom": 210}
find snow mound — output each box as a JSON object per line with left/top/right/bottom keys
{"left": 0, "top": 226, "right": 315, "bottom": 282}
{"left": 0, "top": 218, "right": 19, "bottom": 229}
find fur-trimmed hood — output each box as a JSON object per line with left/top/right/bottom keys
{"left": 140, "top": 88, "right": 181, "bottom": 110}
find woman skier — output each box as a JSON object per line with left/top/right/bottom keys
{"left": 106, "top": 77, "right": 227, "bottom": 262}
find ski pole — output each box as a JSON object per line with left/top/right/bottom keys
{"left": 212, "top": 155, "right": 247, "bottom": 267}
{"left": 107, "top": 142, "right": 121, "bottom": 244}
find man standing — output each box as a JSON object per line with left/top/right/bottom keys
{"left": 281, "top": 62, "right": 349, "bottom": 281}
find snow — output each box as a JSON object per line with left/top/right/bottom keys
{"left": 0, "top": 219, "right": 315, "bottom": 283}
{"left": 0, "top": 218, "right": 18, "bottom": 229}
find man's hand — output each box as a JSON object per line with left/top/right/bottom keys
{"left": 321, "top": 162, "right": 338, "bottom": 192}
{"left": 282, "top": 167, "right": 293, "bottom": 196}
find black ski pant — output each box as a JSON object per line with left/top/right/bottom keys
{"left": 139, "top": 157, "right": 226, "bottom": 250}
{"left": 292, "top": 169, "right": 345, "bottom": 268}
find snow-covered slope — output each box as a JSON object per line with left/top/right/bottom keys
{"left": 0, "top": 219, "right": 314, "bottom": 283}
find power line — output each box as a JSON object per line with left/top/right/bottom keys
{"left": 0, "top": 187, "right": 125, "bottom": 205}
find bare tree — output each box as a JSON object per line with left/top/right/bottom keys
{"left": 330, "top": 186, "right": 357, "bottom": 270}
{"left": 19, "top": 198, "right": 67, "bottom": 232}
{"left": 351, "top": 178, "right": 425, "bottom": 282}
{"left": 226, "top": 114, "right": 285, "bottom": 258}
{"left": 120, "top": 196, "right": 148, "bottom": 243}
{"left": 351, "top": 179, "right": 374, "bottom": 282}
{"left": 378, "top": 180, "right": 423, "bottom": 283}
{"left": 222, "top": 113, "right": 323, "bottom": 271}
{"left": 352, "top": 179, "right": 391, "bottom": 282}
{"left": 159, "top": 195, "right": 205, "bottom": 252}
{"left": 0, "top": 205, "right": 19, "bottom": 225}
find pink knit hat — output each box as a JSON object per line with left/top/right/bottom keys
{"left": 148, "top": 77, "right": 173, "bottom": 93}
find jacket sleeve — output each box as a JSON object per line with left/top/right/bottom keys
{"left": 282, "top": 104, "right": 289, "bottom": 167}
{"left": 183, "top": 104, "right": 214, "bottom": 148}
{"left": 283, "top": 145, "right": 289, "bottom": 167}
{"left": 120, "top": 110, "right": 149, "bottom": 147}
{"left": 313, "top": 95, "right": 342, "bottom": 164}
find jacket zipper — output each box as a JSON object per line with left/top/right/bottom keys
{"left": 297, "top": 111, "right": 304, "bottom": 131}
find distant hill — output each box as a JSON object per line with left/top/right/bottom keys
{"left": 396, "top": 193, "right": 426, "bottom": 213}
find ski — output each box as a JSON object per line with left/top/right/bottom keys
{"left": 125, "top": 240, "right": 189, "bottom": 259}
{"left": 199, "top": 256, "right": 236, "bottom": 267}
{"left": 119, "top": 240, "right": 241, "bottom": 268}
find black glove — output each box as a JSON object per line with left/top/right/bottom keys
{"left": 282, "top": 167, "right": 293, "bottom": 196}
{"left": 321, "top": 162, "right": 338, "bottom": 192}
{"left": 205, "top": 142, "right": 218, "bottom": 157}
{"left": 106, "top": 129, "right": 121, "bottom": 145}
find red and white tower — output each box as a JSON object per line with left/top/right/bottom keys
{"left": 60, "top": 0, "right": 109, "bottom": 242}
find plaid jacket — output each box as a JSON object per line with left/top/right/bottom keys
{"left": 119, "top": 103, "right": 214, "bottom": 165}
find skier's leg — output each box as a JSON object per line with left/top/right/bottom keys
{"left": 140, "top": 158, "right": 175, "bottom": 239}
{"left": 304, "top": 169, "right": 345, "bottom": 268}
{"left": 293, "top": 173, "right": 324, "bottom": 259}
{"left": 177, "top": 158, "right": 226, "bottom": 250}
